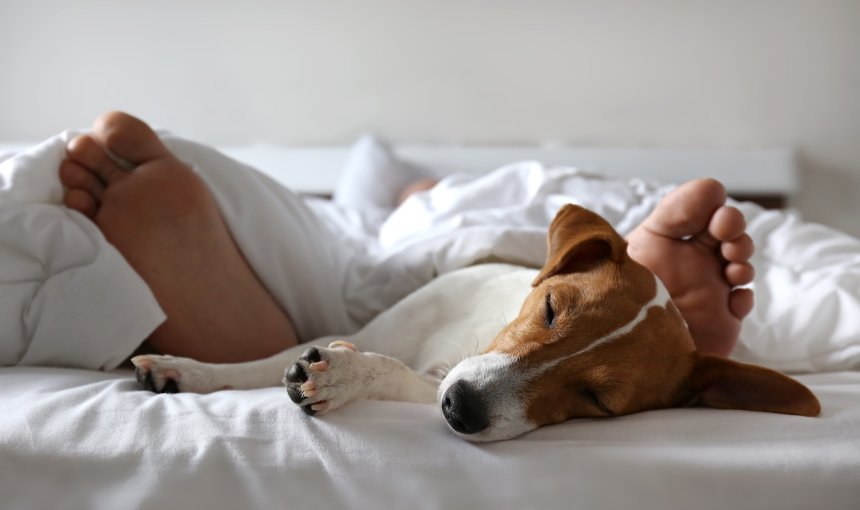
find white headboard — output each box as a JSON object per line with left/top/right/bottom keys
{"left": 221, "top": 144, "right": 797, "bottom": 201}
{"left": 0, "top": 142, "right": 797, "bottom": 205}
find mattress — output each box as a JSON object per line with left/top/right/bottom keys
{"left": 1, "top": 134, "right": 859, "bottom": 509}
{"left": 0, "top": 366, "right": 858, "bottom": 509}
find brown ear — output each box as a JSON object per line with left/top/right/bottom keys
{"left": 686, "top": 354, "right": 820, "bottom": 417}
{"left": 532, "top": 204, "right": 627, "bottom": 286}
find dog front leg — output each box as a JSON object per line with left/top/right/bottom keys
{"left": 284, "top": 341, "right": 439, "bottom": 415}
{"left": 130, "top": 341, "right": 318, "bottom": 393}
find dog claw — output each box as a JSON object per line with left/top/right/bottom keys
{"left": 309, "top": 360, "right": 329, "bottom": 372}
{"left": 311, "top": 401, "right": 329, "bottom": 412}
{"left": 301, "top": 381, "right": 316, "bottom": 394}
{"left": 328, "top": 340, "right": 357, "bottom": 352}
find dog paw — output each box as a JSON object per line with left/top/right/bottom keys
{"left": 131, "top": 354, "right": 212, "bottom": 394}
{"left": 283, "top": 341, "right": 368, "bottom": 416}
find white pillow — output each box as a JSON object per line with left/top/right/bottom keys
{"left": 334, "top": 135, "right": 433, "bottom": 210}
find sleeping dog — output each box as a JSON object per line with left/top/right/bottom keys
{"left": 131, "top": 205, "right": 820, "bottom": 441}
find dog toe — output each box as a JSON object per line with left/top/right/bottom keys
{"left": 135, "top": 366, "right": 157, "bottom": 391}
{"left": 132, "top": 356, "right": 183, "bottom": 394}
{"left": 285, "top": 362, "right": 308, "bottom": 383}
{"left": 300, "top": 347, "right": 322, "bottom": 363}
{"left": 161, "top": 379, "right": 180, "bottom": 394}
{"left": 286, "top": 385, "right": 305, "bottom": 403}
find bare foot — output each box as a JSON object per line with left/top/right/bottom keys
{"left": 397, "top": 179, "right": 439, "bottom": 206}
{"left": 626, "top": 179, "right": 755, "bottom": 357}
{"left": 59, "top": 111, "right": 298, "bottom": 363}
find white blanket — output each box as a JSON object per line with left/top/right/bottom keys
{"left": 1, "top": 267, "right": 859, "bottom": 510}
{"left": 2, "top": 133, "right": 860, "bottom": 372}
{"left": 2, "top": 134, "right": 860, "bottom": 510}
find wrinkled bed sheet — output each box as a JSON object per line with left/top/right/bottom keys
{"left": 2, "top": 133, "right": 860, "bottom": 372}
{"left": 0, "top": 366, "right": 858, "bottom": 510}
{"left": 2, "top": 133, "right": 860, "bottom": 510}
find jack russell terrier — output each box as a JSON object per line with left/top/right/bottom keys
{"left": 131, "top": 204, "right": 820, "bottom": 442}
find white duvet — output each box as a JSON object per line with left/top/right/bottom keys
{"left": 2, "top": 133, "right": 860, "bottom": 373}
{"left": 1, "top": 133, "right": 860, "bottom": 509}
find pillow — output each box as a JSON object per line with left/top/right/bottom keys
{"left": 334, "top": 135, "right": 433, "bottom": 210}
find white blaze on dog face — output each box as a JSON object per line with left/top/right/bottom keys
{"left": 437, "top": 352, "right": 536, "bottom": 442}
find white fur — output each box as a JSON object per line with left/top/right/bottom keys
{"left": 436, "top": 352, "right": 537, "bottom": 441}
{"left": 131, "top": 265, "right": 671, "bottom": 441}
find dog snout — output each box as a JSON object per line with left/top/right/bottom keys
{"left": 441, "top": 380, "right": 489, "bottom": 435}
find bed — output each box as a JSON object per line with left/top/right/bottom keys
{"left": 1, "top": 135, "right": 859, "bottom": 510}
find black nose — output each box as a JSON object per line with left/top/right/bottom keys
{"left": 441, "top": 380, "right": 489, "bottom": 434}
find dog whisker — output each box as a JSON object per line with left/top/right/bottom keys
{"left": 445, "top": 339, "right": 470, "bottom": 360}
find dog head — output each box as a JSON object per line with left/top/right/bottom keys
{"left": 438, "top": 204, "right": 820, "bottom": 441}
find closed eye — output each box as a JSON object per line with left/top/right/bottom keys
{"left": 544, "top": 293, "right": 555, "bottom": 328}
{"left": 579, "top": 387, "right": 614, "bottom": 416}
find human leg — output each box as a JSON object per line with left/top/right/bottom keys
{"left": 60, "top": 112, "right": 298, "bottom": 363}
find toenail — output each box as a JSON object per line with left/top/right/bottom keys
{"left": 132, "top": 355, "right": 152, "bottom": 369}
{"left": 329, "top": 340, "right": 357, "bottom": 351}
{"left": 309, "top": 360, "right": 329, "bottom": 372}
{"left": 311, "top": 401, "right": 329, "bottom": 412}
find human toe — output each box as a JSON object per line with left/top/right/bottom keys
{"left": 721, "top": 234, "right": 754, "bottom": 262}
{"left": 93, "top": 111, "right": 169, "bottom": 164}
{"left": 726, "top": 262, "right": 755, "bottom": 286}
{"left": 59, "top": 159, "right": 105, "bottom": 201}
{"left": 644, "top": 178, "right": 727, "bottom": 238}
{"left": 66, "top": 134, "right": 129, "bottom": 184}
{"left": 708, "top": 206, "right": 746, "bottom": 242}
{"left": 63, "top": 188, "right": 98, "bottom": 218}
{"left": 729, "top": 288, "right": 755, "bottom": 319}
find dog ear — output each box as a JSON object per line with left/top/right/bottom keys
{"left": 684, "top": 354, "right": 821, "bottom": 417}
{"left": 532, "top": 204, "right": 627, "bottom": 286}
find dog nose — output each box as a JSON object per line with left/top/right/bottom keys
{"left": 441, "top": 380, "right": 489, "bottom": 434}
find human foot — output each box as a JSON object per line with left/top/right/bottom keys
{"left": 59, "top": 111, "right": 298, "bottom": 363}
{"left": 626, "top": 179, "right": 755, "bottom": 357}
{"left": 397, "top": 178, "right": 439, "bottom": 206}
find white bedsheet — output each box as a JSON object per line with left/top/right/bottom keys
{"left": 0, "top": 365, "right": 858, "bottom": 510}
{"left": 2, "top": 133, "right": 860, "bottom": 509}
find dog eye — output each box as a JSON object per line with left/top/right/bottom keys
{"left": 579, "top": 387, "right": 613, "bottom": 416}
{"left": 544, "top": 293, "right": 555, "bottom": 327}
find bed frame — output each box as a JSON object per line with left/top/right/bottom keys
{"left": 0, "top": 142, "right": 798, "bottom": 208}
{"left": 221, "top": 144, "right": 798, "bottom": 208}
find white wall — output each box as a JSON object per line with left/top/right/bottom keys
{"left": 1, "top": 0, "right": 858, "bottom": 235}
